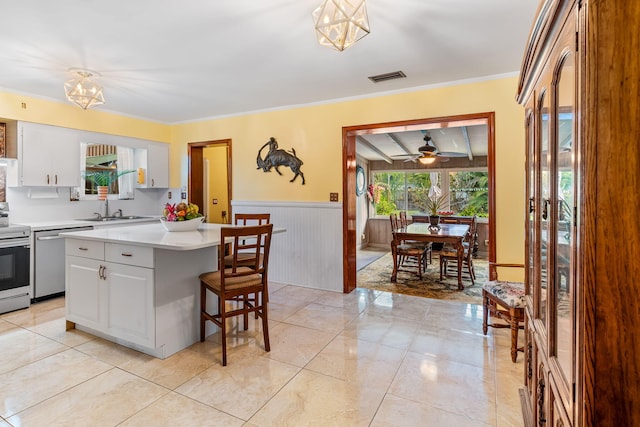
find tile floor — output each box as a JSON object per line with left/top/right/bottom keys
{"left": 0, "top": 284, "right": 524, "bottom": 426}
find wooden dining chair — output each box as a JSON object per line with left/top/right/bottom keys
{"left": 223, "top": 213, "right": 271, "bottom": 322}
{"left": 223, "top": 213, "right": 270, "bottom": 269}
{"left": 439, "top": 216, "right": 477, "bottom": 284}
{"left": 390, "top": 213, "right": 429, "bottom": 278}
{"left": 199, "top": 223, "right": 273, "bottom": 366}
{"left": 482, "top": 262, "right": 525, "bottom": 362}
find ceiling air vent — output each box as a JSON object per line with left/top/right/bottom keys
{"left": 368, "top": 71, "right": 407, "bottom": 83}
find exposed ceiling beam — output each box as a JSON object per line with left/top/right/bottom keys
{"left": 461, "top": 126, "right": 474, "bottom": 160}
{"left": 387, "top": 133, "right": 413, "bottom": 155}
{"left": 357, "top": 136, "right": 393, "bottom": 164}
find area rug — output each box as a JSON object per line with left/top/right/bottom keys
{"left": 357, "top": 252, "right": 488, "bottom": 305}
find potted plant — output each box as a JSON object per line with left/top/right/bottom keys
{"left": 84, "top": 169, "right": 135, "bottom": 200}
{"left": 424, "top": 192, "right": 449, "bottom": 226}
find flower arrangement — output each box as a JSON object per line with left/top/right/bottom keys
{"left": 438, "top": 211, "right": 455, "bottom": 216}
{"left": 162, "top": 202, "right": 203, "bottom": 222}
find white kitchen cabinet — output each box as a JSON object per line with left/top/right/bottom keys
{"left": 103, "top": 261, "right": 154, "bottom": 347}
{"left": 16, "top": 122, "right": 80, "bottom": 187}
{"left": 136, "top": 143, "right": 169, "bottom": 188}
{"left": 66, "top": 256, "right": 102, "bottom": 330}
{"left": 65, "top": 239, "right": 155, "bottom": 348}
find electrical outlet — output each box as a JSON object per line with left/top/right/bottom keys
{"left": 484, "top": 240, "right": 489, "bottom": 246}
{"left": 330, "top": 192, "right": 339, "bottom": 202}
{"left": 167, "top": 191, "right": 172, "bottom": 199}
{"left": 181, "top": 192, "right": 187, "bottom": 200}
{"left": 212, "top": 198, "right": 218, "bottom": 205}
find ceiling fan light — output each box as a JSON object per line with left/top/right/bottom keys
{"left": 64, "top": 70, "right": 105, "bottom": 110}
{"left": 312, "top": 0, "right": 370, "bottom": 52}
{"left": 418, "top": 156, "right": 436, "bottom": 165}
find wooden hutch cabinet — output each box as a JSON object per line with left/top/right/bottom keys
{"left": 517, "top": 1, "right": 640, "bottom": 426}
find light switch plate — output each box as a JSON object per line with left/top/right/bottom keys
{"left": 330, "top": 192, "right": 339, "bottom": 202}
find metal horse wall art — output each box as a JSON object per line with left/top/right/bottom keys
{"left": 256, "top": 137, "right": 305, "bottom": 184}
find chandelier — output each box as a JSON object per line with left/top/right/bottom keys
{"left": 312, "top": 0, "right": 370, "bottom": 52}
{"left": 64, "top": 69, "right": 105, "bottom": 110}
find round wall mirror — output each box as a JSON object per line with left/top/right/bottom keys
{"left": 355, "top": 165, "right": 366, "bottom": 196}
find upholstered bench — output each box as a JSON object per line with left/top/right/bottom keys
{"left": 482, "top": 264, "right": 526, "bottom": 363}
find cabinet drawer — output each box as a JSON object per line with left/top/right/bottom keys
{"left": 105, "top": 243, "right": 154, "bottom": 268}
{"left": 65, "top": 239, "right": 104, "bottom": 259}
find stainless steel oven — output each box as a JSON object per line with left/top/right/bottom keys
{"left": 0, "top": 225, "right": 31, "bottom": 314}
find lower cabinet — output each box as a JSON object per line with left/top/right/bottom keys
{"left": 66, "top": 239, "right": 155, "bottom": 348}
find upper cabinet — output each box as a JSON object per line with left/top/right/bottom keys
{"left": 5, "top": 121, "right": 169, "bottom": 191}
{"left": 136, "top": 143, "right": 169, "bottom": 189}
{"left": 14, "top": 122, "right": 80, "bottom": 187}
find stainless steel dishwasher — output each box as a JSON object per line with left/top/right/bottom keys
{"left": 33, "top": 226, "right": 92, "bottom": 301}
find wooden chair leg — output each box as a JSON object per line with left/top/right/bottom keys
{"left": 200, "top": 283, "right": 206, "bottom": 342}
{"left": 467, "top": 261, "right": 475, "bottom": 286}
{"left": 243, "top": 293, "right": 249, "bottom": 330}
{"left": 482, "top": 293, "right": 489, "bottom": 335}
{"left": 510, "top": 308, "right": 519, "bottom": 363}
{"left": 262, "top": 298, "right": 270, "bottom": 352}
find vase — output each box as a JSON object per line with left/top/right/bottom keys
{"left": 429, "top": 215, "right": 440, "bottom": 227}
{"left": 97, "top": 186, "right": 108, "bottom": 201}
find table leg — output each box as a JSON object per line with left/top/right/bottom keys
{"left": 456, "top": 241, "right": 464, "bottom": 290}
{"left": 391, "top": 240, "right": 398, "bottom": 282}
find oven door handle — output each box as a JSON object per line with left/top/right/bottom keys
{"left": 0, "top": 240, "right": 30, "bottom": 249}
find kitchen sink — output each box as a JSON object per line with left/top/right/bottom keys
{"left": 77, "top": 216, "right": 153, "bottom": 222}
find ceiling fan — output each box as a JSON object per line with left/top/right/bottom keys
{"left": 391, "top": 134, "right": 451, "bottom": 164}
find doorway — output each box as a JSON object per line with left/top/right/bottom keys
{"left": 342, "top": 112, "right": 496, "bottom": 293}
{"left": 188, "top": 139, "right": 232, "bottom": 224}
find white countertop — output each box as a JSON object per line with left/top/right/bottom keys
{"left": 61, "top": 222, "right": 284, "bottom": 251}
{"left": 17, "top": 217, "right": 160, "bottom": 231}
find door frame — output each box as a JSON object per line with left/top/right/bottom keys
{"left": 188, "top": 139, "right": 232, "bottom": 223}
{"left": 342, "top": 112, "right": 496, "bottom": 293}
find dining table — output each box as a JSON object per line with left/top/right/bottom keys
{"left": 391, "top": 222, "right": 470, "bottom": 290}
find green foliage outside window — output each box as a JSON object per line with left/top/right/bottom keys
{"left": 371, "top": 170, "right": 489, "bottom": 218}
{"left": 449, "top": 171, "right": 489, "bottom": 217}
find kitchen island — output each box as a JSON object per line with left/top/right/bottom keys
{"left": 62, "top": 222, "right": 274, "bottom": 359}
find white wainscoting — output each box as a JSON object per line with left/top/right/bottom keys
{"left": 231, "top": 200, "right": 343, "bottom": 292}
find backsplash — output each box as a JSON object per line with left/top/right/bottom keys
{"left": 6, "top": 187, "right": 178, "bottom": 223}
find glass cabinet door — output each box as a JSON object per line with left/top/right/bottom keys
{"left": 526, "top": 110, "right": 536, "bottom": 297}
{"left": 538, "top": 90, "right": 551, "bottom": 331}
{"left": 553, "top": 50, "right": 576, "bottom": 386}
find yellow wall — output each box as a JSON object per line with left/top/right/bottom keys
{"left": 202, "top": 145, "right": 229, "bottom": 223}
{"left": 0, "top": 75, "right": 526, "bottom": 263}
{"left": 0, "top": 91, "right": 170, "bottom": 142}
{"left": 172, "top": 76, "right": 526, "bottom": 263}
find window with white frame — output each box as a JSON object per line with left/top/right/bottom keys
{"left": 370, "top": 168, "right": 488, "bottom": 217}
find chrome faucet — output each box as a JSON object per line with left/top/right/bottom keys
{"left": 102, "top": 198, "right": 110, "bottom": 219}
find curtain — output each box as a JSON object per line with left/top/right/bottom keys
{"left": 78, "top": 142, "right": 87, "bottom": 199}
{"left": 117, "top": 146, "right": 135, "bottom": 199}
{"left": 428, "top": 171, "right": 441, "bottom": 199}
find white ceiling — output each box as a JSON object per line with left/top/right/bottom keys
{"left": 357, "top": 125, "right": 488, "bottom": 163}
{"left": 0, "top": 1, "right": 538, "bottom": 124}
